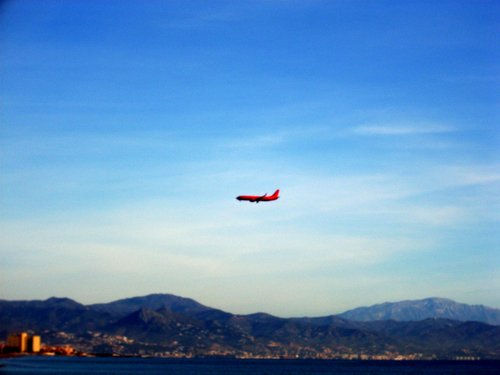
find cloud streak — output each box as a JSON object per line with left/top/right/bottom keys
{"left": 352, "top": 124, "right": 455, "bottom": 136}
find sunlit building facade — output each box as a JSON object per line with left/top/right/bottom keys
{"left": 5, "top": 332, "right": 41, "bottom": 353}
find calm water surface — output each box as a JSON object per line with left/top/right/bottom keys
{"left": 1, "top": 356, "right": 499, "bottom": 374}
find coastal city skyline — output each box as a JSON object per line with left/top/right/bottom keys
{"left": 1, "top": 0, "right": 498, "bottom": 317}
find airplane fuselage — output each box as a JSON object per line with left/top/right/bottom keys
{"left": 236, "top": 189, "right": 280, "bottom": 203}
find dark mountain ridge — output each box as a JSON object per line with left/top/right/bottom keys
{"left": 88, "top": 293, "right": 211, "bottom": 317}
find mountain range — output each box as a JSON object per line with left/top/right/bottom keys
{"left": 339, "top": 297, "right": 500, "bottom": 325}
{"left": 1, "top": 294, "right": 499, "bottom": 359}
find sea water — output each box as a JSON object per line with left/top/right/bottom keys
{"left": 1, "top": 356, "right": 499, "bottom": 374}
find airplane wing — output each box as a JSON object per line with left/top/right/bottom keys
{"left": 256, "top": 193, "right": 267, "bottom": 202}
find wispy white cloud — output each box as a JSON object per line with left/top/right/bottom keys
{"left": 220, "top": 126, "right": 328, "bottom": 149}
{"left": 1, "top": 161, "right": 497, "bottom": 311}
{"left": 0, "top": 205, "right": 432, "bottom": 310}
{"left": 352, "top": 124, "right": 455, "bottom": 135}
{"left": 379, "top": 206, "right": 467, "bottom": 226}
{"left": 439, "top": 165, "right": 500, "bottom": 186}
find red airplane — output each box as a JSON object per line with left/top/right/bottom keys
{"left": 236, "top": 189, "right": 280, "bottom": 203}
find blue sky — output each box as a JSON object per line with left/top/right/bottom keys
{"left": 1, "top": 0, "right": 499, "bottom": 316}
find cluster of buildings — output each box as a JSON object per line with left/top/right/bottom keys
{"left": 0, "top": 332, "right": 77, "bottom": 356}
{"left": 4, "top": 332, "right": 41, "bottom": 353}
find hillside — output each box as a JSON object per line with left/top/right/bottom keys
{"left": 1, "top": 294, "right": 499, "bottom": 359}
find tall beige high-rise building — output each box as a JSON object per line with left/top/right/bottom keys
{"left": 29, "top": 335, "right": 41, "bottom": 353}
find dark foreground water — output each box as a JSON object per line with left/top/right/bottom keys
{"left": 1, "top": 356, "right": 499, "bottom": 374}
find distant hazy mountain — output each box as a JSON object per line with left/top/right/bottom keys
{"left": 338, "top": 297, "right": 500, "bottom": 325}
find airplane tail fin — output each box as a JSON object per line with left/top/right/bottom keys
{"left": 271, "top": 189, "right": 280, "bottom": 198}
